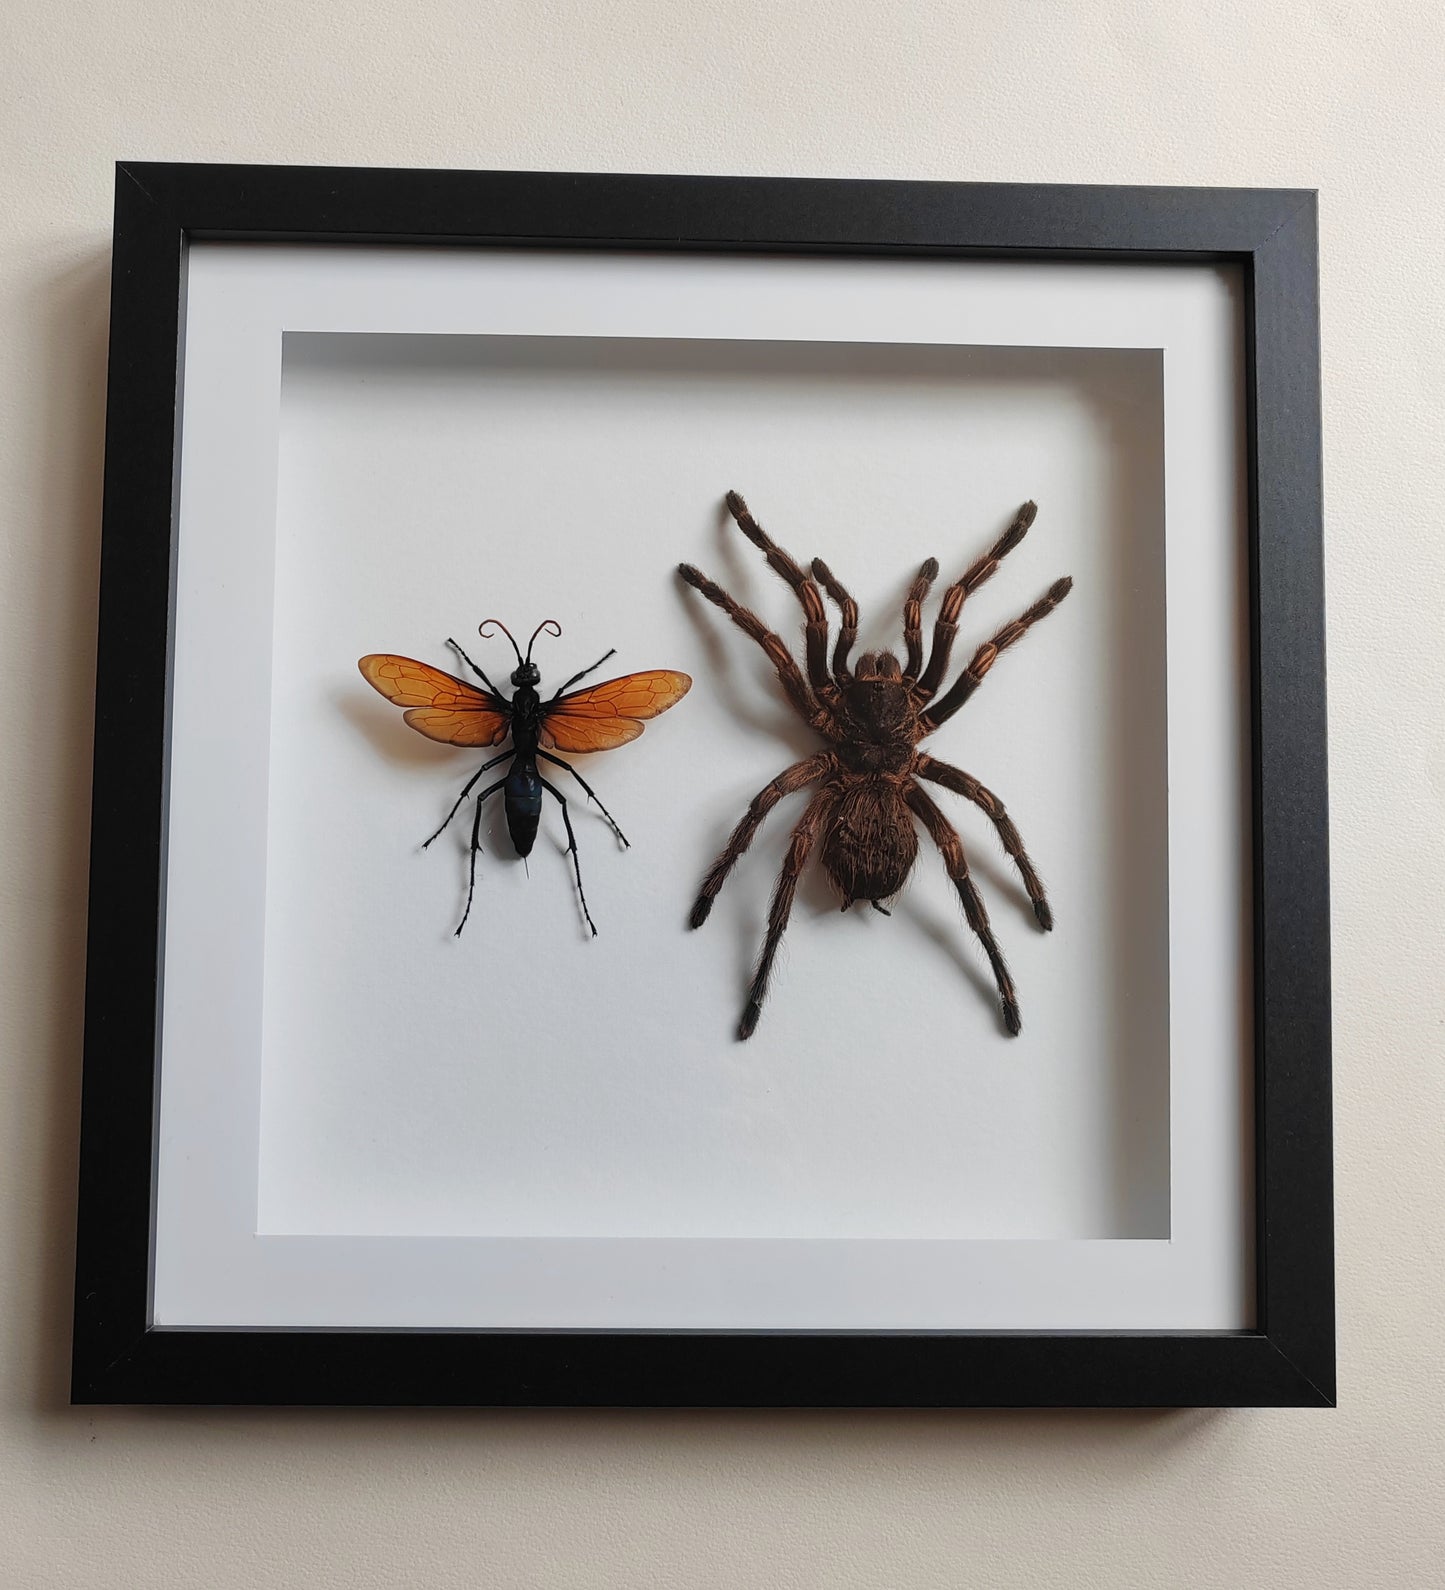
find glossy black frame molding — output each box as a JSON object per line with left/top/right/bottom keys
{"left": 73, "top": 163, "right": 1332, "bottom": 1408}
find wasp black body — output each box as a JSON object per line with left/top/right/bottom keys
{"left": 359, "top": 619, "right": 690, "bottom": 938}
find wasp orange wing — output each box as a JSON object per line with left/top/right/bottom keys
{"left": 358, "top": 654, "right": 511, "bottom": 748}
{"left": 540, "top": 669, "right": 691, "bottom": 753}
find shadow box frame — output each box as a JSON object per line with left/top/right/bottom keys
{"left": 71, "top": 162, "right": 1332, "bottom": 1408}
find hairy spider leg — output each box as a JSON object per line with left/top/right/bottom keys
{"left": 905, "top": 784, "right": 1022, "bottom": 1036}
{"left": 535, "top": 747, "right": 629, "bottom": 847}
{"left": 921, "top": 576, "right": 1073, "bottom": 732}
{"left": 537, "top": 775, "right": 598, "bottom": 936}
{"left": 688, "top": 753, "right": 837, "bottom": 928}
{"left": 901, "top": 557, "right": 941, "bottom": 680}
{"left": 724, "top": 491, "right": 836, "bottom": 702}
{"left": 919, "top": 756, "right": 1053, "bottom": 930}
{"left": 678, "top": 563, "right": 837, "bottom": 734}
{"left": 914, "top": 501, "right": 1039, "bottom": 701}
{"left": 551, "top": 648, "right": 617, "bottom": 699}
{"left": 739, "top": 788, "right": 838, "bottom": 1039}
{"left": 423, "top": 751, "right": 514, "bottom": 849}
{"left": 454, "top": 777, "right": 509, "bottom": 936}
{"left": 809, "top": 557, "right": 859, "bottom": 685}
{"left": 446, "top": 637, "right": 505, "bottom": 696}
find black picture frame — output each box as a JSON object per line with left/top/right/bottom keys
{"left": 73, "top": 163, "right": 1332, "bottom": 1408}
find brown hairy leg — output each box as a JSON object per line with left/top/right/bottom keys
{"left": 918, "top": 755, "right": 1053, "bottom": 930}
{"left": 905, "top": 783, "right": 1022, "bottom": 1036}
{"left": 690, "top": 753, "right": 837, "bottom": 928}
{"left": 809, "top": 556, "right": 859, "bottom": 684}
{"left": 724, "top": 490, "right": 835, "bottom": 702}
{"left": 914, "top": 501, "right": 1039, "bottom": 701}
{"left": 920, "top": 575, "right": 1073, "bottom": 732}
{"left": 901, "top": 557, "right": 940, "bottom": 681}
{"left": 739, "top": 788, "right": 837, "bottom": 1039}
{"left": 678, "top": 563, "right": 836, "bottom": 734}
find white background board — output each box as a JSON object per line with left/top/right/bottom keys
{"left": 153, "top": 244, "right": 1251, "bottom": 1328}
{"left": 263, "top": 332, "right": 1169, "bottom": 1241}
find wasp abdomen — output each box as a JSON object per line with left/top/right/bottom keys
{"left": 505, "top": 758, "right": 543, "bottom": 856}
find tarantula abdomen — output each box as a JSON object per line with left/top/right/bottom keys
{"left": 821, "top": 782, "right": 919, "bottom": 907}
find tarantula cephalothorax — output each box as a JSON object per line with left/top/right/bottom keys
{"left": 680, "top": 490, "right": 1072, "bottom": 1039}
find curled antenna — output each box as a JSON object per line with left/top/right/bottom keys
{"left": 478, "top": 619, "right": 523, "bottom": 666}
{"left": 525, "top": 620, "right": 562, "bottom": 662}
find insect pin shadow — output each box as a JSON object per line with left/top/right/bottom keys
{"left": 359, "top": 620, "right": 690, "bottom": 936}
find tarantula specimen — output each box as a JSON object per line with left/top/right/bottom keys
{"left": 680, "top": 490, "right": 1072, "bottom": 1039}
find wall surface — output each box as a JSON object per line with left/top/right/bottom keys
{"left": 2, "top": 1, "right": 1441, "bottom": 1584}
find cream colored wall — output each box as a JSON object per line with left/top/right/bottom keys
{"left": 2, "top": 1, "right": 1440, "bottom": 1584}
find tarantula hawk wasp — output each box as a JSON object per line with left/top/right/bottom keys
{"left": 359, "top": 620, "right": 689, "bottom": 936}
{"left": 680, "top": 491, "right": 1072, "bottom": 1039}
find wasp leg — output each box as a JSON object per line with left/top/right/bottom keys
{"left": 453, "top": 778, "right": 507, "bottom": 937}
{"left": 535, "top": 748, "right": 629, "bottom": 847}
{"left": 446, "top": 637, "right": 506, "bottom": 696}
{"left": 550, "top": 648, "right": 617, "bottom": 698}
{"left": 538, "top": 776, "right": 598, "bottom": 937}
{"left": 424, "top": 751, "right": 513, "bottom": 849}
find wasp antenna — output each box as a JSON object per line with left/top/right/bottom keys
{"left": 478, "top": 619, "right": 523, "bottom": 666}
{"left": 525, "top": 619, "right": 562, "bottom": 662}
